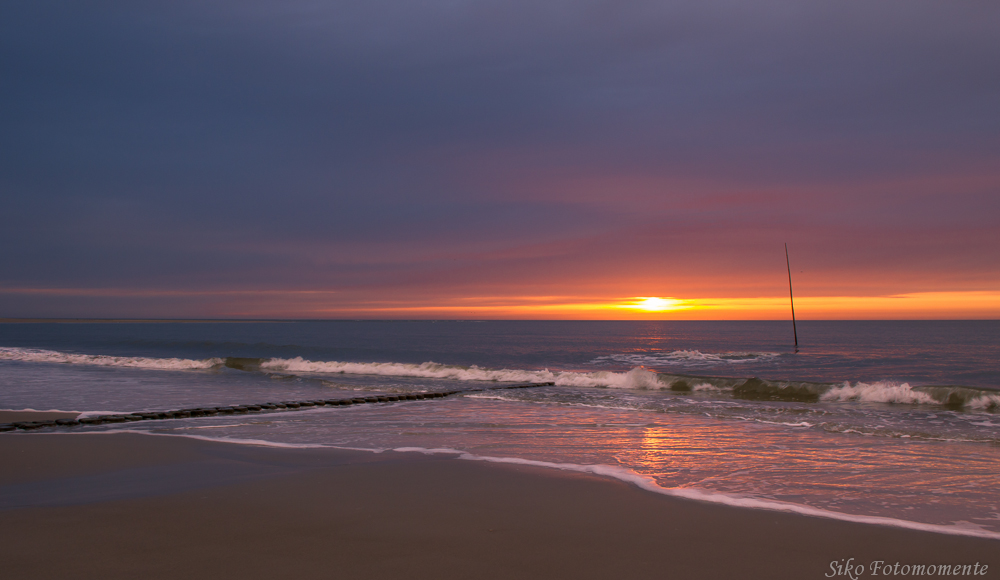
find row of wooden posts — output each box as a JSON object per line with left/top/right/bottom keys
{"left": 0, "top": 382, "right": 555, "bottom": 433}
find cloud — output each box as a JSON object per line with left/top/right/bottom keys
{"left": 1, "top": 0, "right": 998, "bottom": 317}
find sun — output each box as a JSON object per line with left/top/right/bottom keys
{"left": 629, "top": 297, "right": 685, "bottom": 312}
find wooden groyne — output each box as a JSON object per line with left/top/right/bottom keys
{"left": 0, "top": 383, "right": 554, "bottom": 432}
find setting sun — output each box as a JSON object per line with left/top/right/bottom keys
{"left": 623, "top": 297, "right": 687, "bottom": 312}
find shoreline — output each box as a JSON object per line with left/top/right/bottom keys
{"left": 3, "top": 407, "right": 1000, "bottom": 541}
{"left": 0, "top": 431, "right": 995, "bottom": 579}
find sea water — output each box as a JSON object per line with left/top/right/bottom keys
{"left": 1, "top": 320, "right": 998, "bottom": 537}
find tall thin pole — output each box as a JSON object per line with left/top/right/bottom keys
{"left": 785, "top": 243, "right": 798, "bottom": 351}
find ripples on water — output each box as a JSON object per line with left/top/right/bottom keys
{"left": 1, "top": 320, "right": 999, "bottom": 536}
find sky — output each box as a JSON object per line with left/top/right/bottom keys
{"left": 2, "top": 0, "right": 998, "bottom": 319}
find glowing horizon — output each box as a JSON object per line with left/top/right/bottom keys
{"left": 2, "top": 2, "right": 997, "bottom": 321}
{"left": 2, "top": 288, "right": 997, "bottom": 320}
{"left": 318, "top": 291, "right": 1000, "bottom": 320}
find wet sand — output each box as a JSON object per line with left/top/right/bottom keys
{"left": 0, "top": 432, "right": 995, "bottom": 580}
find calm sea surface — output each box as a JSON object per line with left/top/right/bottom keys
{"left": 2, "top": 320, "right": 999, "bottom": 537}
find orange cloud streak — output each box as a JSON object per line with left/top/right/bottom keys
{"left": 1, "top": 288, "right": 997, "bottom": 319}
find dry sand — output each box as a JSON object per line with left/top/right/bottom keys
{"left": 0, "top": 431, "right": 995, "bottom": 580}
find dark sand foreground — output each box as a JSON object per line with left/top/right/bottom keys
{"left": 0, "top": 431, "right": 995, "bottom": 580}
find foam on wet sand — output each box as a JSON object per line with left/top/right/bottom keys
{"left": 0, "top": 432, "right": 994, "bottom": 580}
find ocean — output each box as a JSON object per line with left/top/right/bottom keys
{"left": 2, "top": 320, "right": 999, "bottom": 538}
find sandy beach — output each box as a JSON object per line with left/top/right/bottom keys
{"left": 0, "top": 425, "right": 994, "bottom": 580}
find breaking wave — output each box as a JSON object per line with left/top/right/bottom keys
{"left": 821, "top": 382, "right": 939, "bottom": 405}
{"left": 3, "top": 346, "right": 996, "bottom": 411}
{"left": 261, "top": 357, "right": 662, "bottom": 389}
{"left": 659, "top": 373, "right": 1000, "bottom": 410}
{"left": 0, "top": 347, "right": 221, "bottom": 370}
{"left": 731, "top": 378, "right": 1000, "bottom": 410}
{"left": 591, "top": 350, "right": 781, "bottom": 367}
{"left": 818, "top": 381, "right": 999, "bottom": 410}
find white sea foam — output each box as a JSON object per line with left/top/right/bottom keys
{"left": 692, "top": 383, "right": 721, "bottom": 392}
{"left": 393, "top": 447, "right": 465, "bottom": 455}
{"left": 820, "top": 381, "right": 939, "bottom": 405}
{"left": 592, "top": 350, "right": 781, "bottom": 367}
{"left": 261, "top": 357, "right": 664, "bottom": 389}
{"left": 755, "top": 420, "right": 814, "bottom": 428}
{"left": 0, "top": 347, "right": 221, "bottom": 370}
{"left": 99, "top": 430, "right": 335, "bottom": 449}
{"left": 966, "top": 393, "right": 1000, "bottom": 410}
{"left": 386, "top": 448, "right": 1000, "bottom": 540}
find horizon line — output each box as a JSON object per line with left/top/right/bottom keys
{"left": 2, "top": 318, "right": 998, "bottom": 324}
